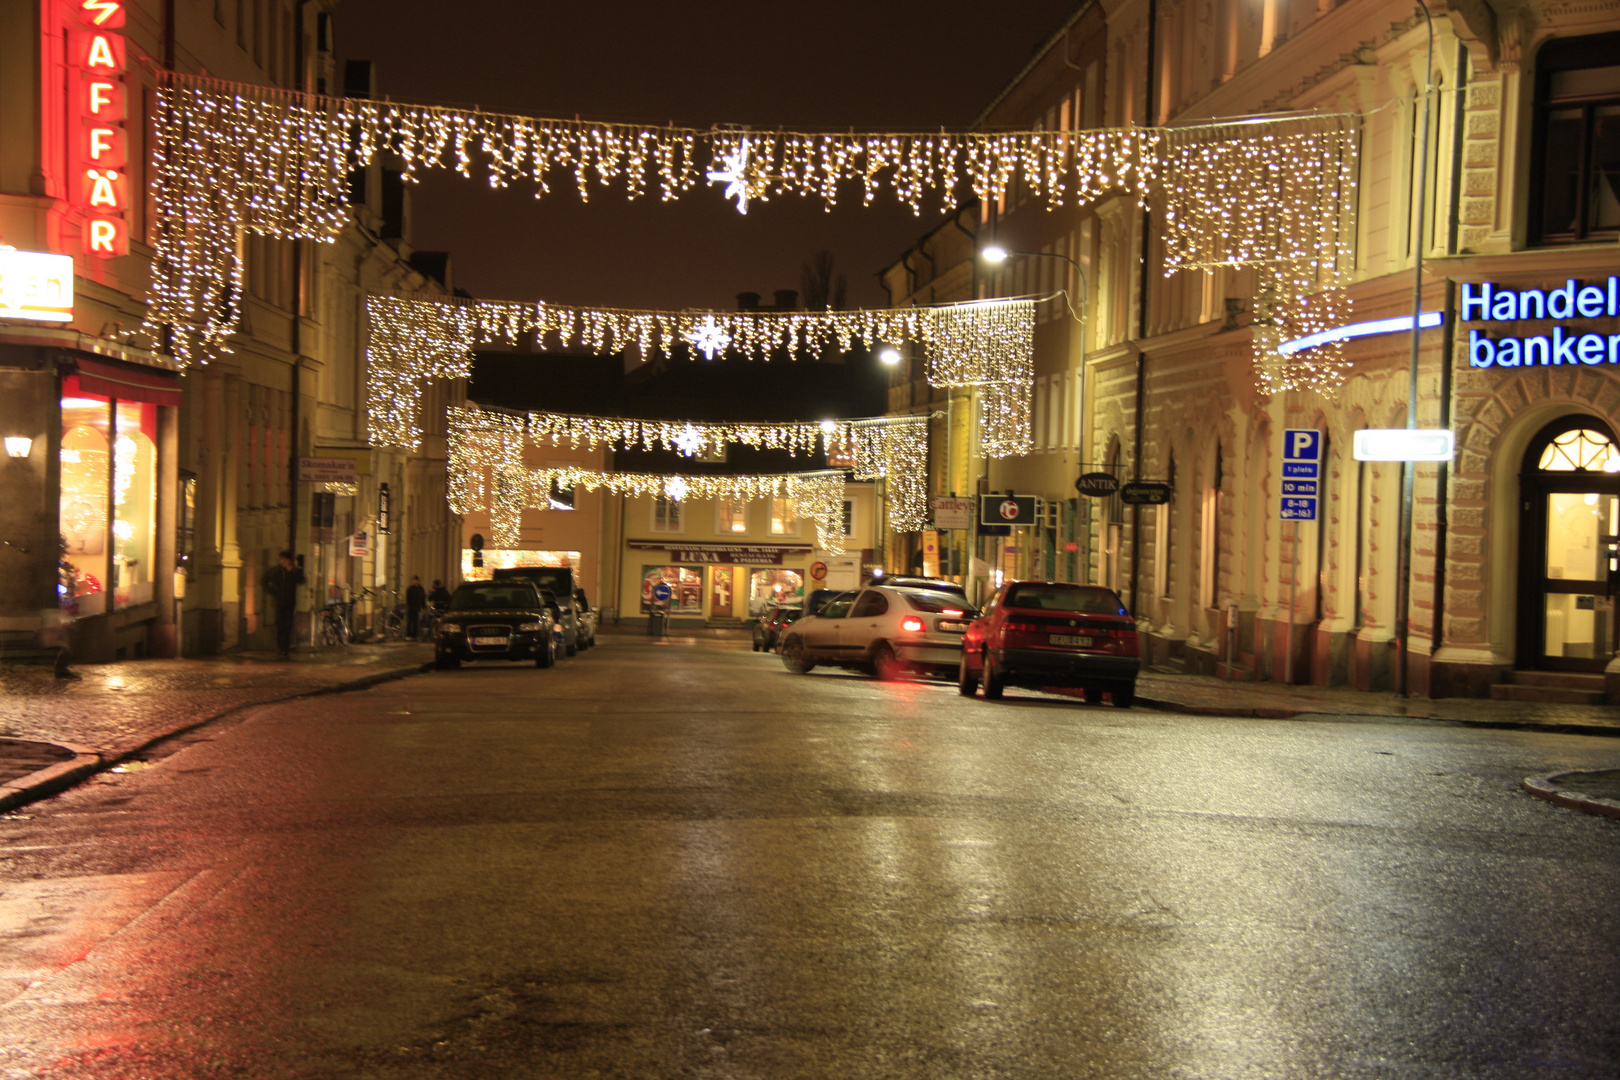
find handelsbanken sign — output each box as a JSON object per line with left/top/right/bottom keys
{"left": 1464, "top": 278, "right": 1620, "bottom": 368}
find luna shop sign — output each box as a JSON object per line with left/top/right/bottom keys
{"left": 1464, "top": 277, "right": 1620, "bottom": 368}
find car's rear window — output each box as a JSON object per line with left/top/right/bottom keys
{"left": 449, "top": 586, "right": 536, "bottom": 610}
{"left": 898, "top": 589, "right": 976, "bottom": 616}
{"left": 1003, "top": 585, "right": 1123, "bottom": 614}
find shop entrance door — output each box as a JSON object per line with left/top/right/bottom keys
{"left": 1517, "top": 420, "right": 1620, "bottom": 672}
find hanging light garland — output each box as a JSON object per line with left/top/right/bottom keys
{"left": 522, "top": 410, "right": 930, "bottom": 532}
{"left": 366, "top": 294, "right": 1034, "bottom": 458}
{"left": 451, "top": 405, "right": 849, "bottom": 550}
{"left": 1157, "top": 118, "right": 1360, "bottom": 395}
{"left": 147, "top": 69, "right": 1357, "bottom": 396}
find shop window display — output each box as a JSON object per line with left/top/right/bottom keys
{"left": 749, "top": 568, "right": 804, "bottom": 614}
{"left": 641, "top": 565, "right": 703, "bottom": 614}
{"left": 113, "top": 402, "right": 157, "bottom": 608}
{"left": 60, "top": 392, "right": 111, "bottom": 617}
{"left": 461, "top": 548, "right": 580, "bottom": 582}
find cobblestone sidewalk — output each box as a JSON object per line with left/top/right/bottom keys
{"left": 1133, "top": 671, "right": 1620, "bottom": 735}
{"left": 0, "top": 643, "right": 434, "bottom": 764}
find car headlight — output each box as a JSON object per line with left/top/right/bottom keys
{"left": 518, "top": 621, "right": 544, "bottom": 633}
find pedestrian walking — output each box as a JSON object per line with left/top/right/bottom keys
{"left": 406, "top": 575, "right": 426, "bottom": 638}
{"left": 261, "top": 550, "right": 306, "bottom": 657}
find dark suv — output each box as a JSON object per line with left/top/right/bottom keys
{"left": 434, "top": 580, "right": 557, "bottom": 670}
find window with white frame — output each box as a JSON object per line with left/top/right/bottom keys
{"left": 652, "top": 496, "right": 682, "bottom": 533}
{"left": 841, "top": 500, "right": 854, "bottom": 537}
{"left": 717, "top": 498, "right": 748, "bottom": 534}
{"left": 769, "top": 497, "right": 798, "bottom": 536}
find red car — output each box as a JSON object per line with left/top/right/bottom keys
{"left": 958, "top": 581, "right": 1140, "bottom": 706}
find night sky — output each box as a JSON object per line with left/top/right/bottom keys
{"left": 336, "top": 0, "right": 1078, "bottom": 312}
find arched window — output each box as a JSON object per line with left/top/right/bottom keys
{"left": 1530, "top": 425, "right": 1620, "bottom": 473}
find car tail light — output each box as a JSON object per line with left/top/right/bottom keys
{"left": 943, "top": 608, "right": 963, "bottom": 617}
{"left": 999, "top": 620, "right": 1043, "bottom": 647}
{"left": 901, "top": 616, "right": 925, "bottom": 632}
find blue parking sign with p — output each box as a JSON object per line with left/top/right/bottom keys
{"left": 1283, "top": 429, "right": 1321, "bottom": 461}
{"left": 1280, "top": 429, "right": 1321, "bottom": 520}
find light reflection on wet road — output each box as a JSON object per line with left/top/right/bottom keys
{"left": 0, "top": 642, "right": 1617, "bottom": 1078}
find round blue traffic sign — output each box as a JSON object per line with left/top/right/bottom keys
{"left": 652, "top": 582, "right": 673, "bottom": 602}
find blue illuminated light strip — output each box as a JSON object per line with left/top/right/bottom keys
{"left": 1277, "top": 311, "right": 1444, "bottom": 356}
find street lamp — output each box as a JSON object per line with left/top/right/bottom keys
{"left": 878, "top": 346, "right": 902, "bottom": 366}
{"left": 978, "top": 243, "right": 1092, "bottom": 583}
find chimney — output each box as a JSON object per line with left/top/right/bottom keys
{"left": 736, "top": 292, "right": 760, "bottom": 311}
{"left": 773, "top": 289, "right": 799, "bottom": 311}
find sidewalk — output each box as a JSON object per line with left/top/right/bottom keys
{"left": 1128, "top": 670, "right": 1620, "bottom": 736}
{"left": 0, "top": 642, "right": 433, "bottom": 810}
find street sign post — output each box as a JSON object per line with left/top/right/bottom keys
{"left": 1279, "top": 429, "right": 1321, "bottom": 685}
{"left": 651, "top": 582, "right": 672, "bottom": 603}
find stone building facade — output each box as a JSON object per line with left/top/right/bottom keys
{"left": 887, "top": 0, "right": 1620, "bottom": 700}
{"left": 0, "top": 0, "right": 463, "bottom": 662}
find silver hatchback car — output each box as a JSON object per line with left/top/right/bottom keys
{"left": 779, "top": 584, "right": 977, "bottom": 680}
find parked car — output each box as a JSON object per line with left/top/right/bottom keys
{"left": 958, "top": 581, "right": 1139, "bottom": 706}
{"left": 779, "top": 585, "right": 977, "bottom": 680}
{"left": 752, "top": 604, "right": 801, "bottom": 652}
{"left": 574, "top": 589, "right": 598, "bottom": 649}
{"left": 538, "top": 588, "right": 582, "bottom": 656}
{"left": 434, "top": 580, "right": 558, "bottom": 670}
{"left": 492, "top": 568, "right": 583, "bottom": 655}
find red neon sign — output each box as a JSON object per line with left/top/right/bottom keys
{"left": 70, "top": 0, "right": 128, "bottom": 257}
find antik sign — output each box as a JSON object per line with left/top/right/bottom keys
{"left": 1465, "top": 278, "right": 1620, "bottom": 368}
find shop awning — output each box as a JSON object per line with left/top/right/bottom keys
{"left": 68, "top": 357, "right": 183, "bottom": 407}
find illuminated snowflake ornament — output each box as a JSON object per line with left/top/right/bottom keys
{"left": 686, "top": 317, "right": 731, "bottom": 360}
{"left": 706, "top": 137, "right": 764, "bottom": 214}
{"left": 665, "top": 476, "right": 690, "bottom": 502}
{"left": 673, "top": 424, "right": 704, "bottom": 457}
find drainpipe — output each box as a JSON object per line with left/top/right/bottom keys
{"left": 1129, "top": 0, "right": 1158, "bottom": 617}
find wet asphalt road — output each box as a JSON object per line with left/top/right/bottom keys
{"left": 1, "top": 641, "right": 1618, "bottom": 1079}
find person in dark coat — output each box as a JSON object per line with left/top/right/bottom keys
{"left": 261, "top": 550, "right": 305, "bottom": 657}
{"left": 405, "top": 575, "right": 426, "bottom": 637}
{"left": 428, "top": 579, "right": 452, "bottom": 609}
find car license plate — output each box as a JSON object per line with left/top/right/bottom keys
{"left": 1049, "top": 634, "right": 1093, "bottom": 647}
{"left": 939, "top": 620, "right": 968, "bottom": 632}
{"left": 471, "top": 636, "right": 506, "bottom": 646}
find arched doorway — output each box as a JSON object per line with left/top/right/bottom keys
{"left": 1516, "top": 417, "right": 1620, "bottom": 671}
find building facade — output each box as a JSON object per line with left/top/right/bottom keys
{"left": 0, "top": 0, "right": 463, "bottom": 662}
{"left": 887, "top": 0, "right": 1620, "bottom": 700}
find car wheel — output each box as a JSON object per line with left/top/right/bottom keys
{"left": 982, "top": 653, "right": 1005, "bottom": 700}
{"left": 872, "top": 643, "right": 903, "bottom": 681}
{"left": 957, "top": 654, "right": 979, "bottom": 697}
{"left": 1112, "top": 682, "right": 1135, "bottom": 709}
{"left": 781, "top": 636, "right": 815, "bottom": 674}
{"left": 536, "top": 641, "right": 555, "bottom": 668}
{"left": 565, "top": 642, "right": 577, "bottom": 657}
{"left": 435, "top": 657, "right": 460, "bottom": 671}
{"left": 1082, "top": 685, "right": 1102, "bottom": 705}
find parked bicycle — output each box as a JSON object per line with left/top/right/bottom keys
{"left": 318, "top": 601, "right": 350, "bottom": 647}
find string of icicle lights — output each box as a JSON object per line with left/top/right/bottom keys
{"left": 147, "top": 70, "right": 1358, "bottom": 392}
{"left": 523, "top": 411, "right": 930, "bottom": 532}
{"left": 366, "top": 294, "right": 1034, "bottom": 457}
{"left": 448, "top": 407, "right": 850, "bottom": 552}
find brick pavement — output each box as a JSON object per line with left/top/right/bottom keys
{"left": 0, "top": 643, "right": 433, "bottom": 769}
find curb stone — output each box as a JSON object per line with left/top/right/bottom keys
{"left": 1523, "top": 772, "right": 1620, "bottom": 821}
{"left": 1135, "top": 695, "right": 1620, "bottom": 738}
{"left": 1, "top": 661, "right": 434, "bottom": 814}
{"left": 0, "top": 742, "right": 101, "bottom": 813}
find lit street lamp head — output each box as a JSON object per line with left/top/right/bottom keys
{"left": 878, "top": 346, "right": 902, "bottom": 366}
{"left": 980, "top": 244, "right": 1010, "bottom": 264}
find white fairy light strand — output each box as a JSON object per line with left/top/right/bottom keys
{"left": 523, "top": 411, "right": 931, "bottom": 532}
{"left": 147, "top": 68, "right": 1357, "bottom": 389}
{"left": 366, "top": 294, "right": 1034, "bottom": 458}
{"left": 451, "top": 404, "right": 849, "bottom": 550}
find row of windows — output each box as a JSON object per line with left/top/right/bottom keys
{"left": 215, "top": 0, "right": 299, "bottom": 84}
{"left": 650, "top": 497, "right": 856, "bottom": 537}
